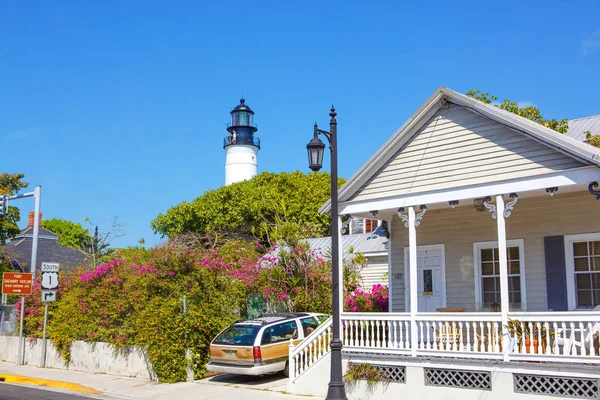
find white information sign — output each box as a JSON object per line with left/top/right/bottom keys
{"left": 41, "top": 262, "right": 60, "bottom": 291}
{"left": 41, "top": 262, "right": 60, "bottom": 272}
{"left": 41, "top": 290, "right": 57, "bottom": 302}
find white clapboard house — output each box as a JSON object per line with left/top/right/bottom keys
{"left": 289, "top": 87, "right": 600, "bottom": 400}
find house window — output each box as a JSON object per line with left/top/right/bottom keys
{"left": 364, "top": 219, "right": 379, "bottom": 234}
{"left": 474, "top": 240, "right": 526, "bottom": 311}
{"left": 566, "top": 235, "right": 600, "bottom": 309}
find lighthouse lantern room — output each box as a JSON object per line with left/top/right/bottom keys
{"left": 223, "top": 98, "right": 260, "bottom": 185}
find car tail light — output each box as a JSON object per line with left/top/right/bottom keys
{"left": 253, "top": 346, "right": 262, "bottom": 363}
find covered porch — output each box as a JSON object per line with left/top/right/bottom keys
{"left": 337, "top": 178, "right": 600, "bottom": 364}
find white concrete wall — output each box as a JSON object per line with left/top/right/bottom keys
{"left": 0, "top": 336, "right": 155, "bottom": 380}
{"left": 288, "top": 352, "right": 331, "bottom": 398}
{"left": 289, "top": 354, "right": 600, "bottom": 399}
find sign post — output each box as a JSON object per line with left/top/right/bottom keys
{"left": 40, "top": 262, "right": 59, "bottom": 368}
{"left": 2, "top": 272, "right": 33, "bottom": 365}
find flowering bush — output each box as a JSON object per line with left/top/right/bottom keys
{"left": 19, "top": 237, "right": 364, "bottom": 382}
{"left": 344, "top": 284, "right": 389, "bottom": 312}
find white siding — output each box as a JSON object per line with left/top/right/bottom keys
{"left": 390, "top": 191, "right": 600, "bottom": 312}
{"left": 360, "top": 255, "right": 388, "bottom": 289}
{"left": 353, "top": 104, "right": 585, "bottom": 202}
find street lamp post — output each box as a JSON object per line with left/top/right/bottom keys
{"left": 306, "top": 106, "right": 347, "bottom": 400}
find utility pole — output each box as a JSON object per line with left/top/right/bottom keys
{"left": 2, "top": 186, "right": 42, "bottom": 365}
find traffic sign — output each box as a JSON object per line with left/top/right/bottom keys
{"left": 2, "top": 272, "right": 33, "bottom": 295}
{"left": 41, "top": 290, "right": 57, "bottom": 302}
{"left": 41, "top": 262, "right": 60, "bottom": 272}
{"left": 41, "top": 262, "right": 60, "bottom": 291}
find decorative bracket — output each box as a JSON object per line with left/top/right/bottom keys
{"left": 483, "top": 196, "right": 497, "bottom": 219}
{"left": 397, "top": 205, "right": 427, "bottom": 227}
{"left": 397, "top": 208, "right": 409, "bottom": 228}
{"left": 341, "top": 216, "right": 352, "bottom": 234}
{"left": 590, "top": 182, "right": 600, "bottom": 200}
{"left": 546, "top": 187, "right": 558, "bottom": 197}
{"left": 449, "top": 200, "right": 459, "bottom": 209}
{"left": 503, "top": 193, "right": 519, "bottom": 218}
{"left": 415, "top": 205, "right": 427, "bottom": 227}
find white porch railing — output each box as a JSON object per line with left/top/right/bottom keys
{"left": 507, "top": 311, "right": 600, "bottom": 362}
{"left": 289, "top": 316, "right": 332, "bottom": 380}
{"left": 342, "top": 312, "right": 412, "bottom": 355}
{"left": 414, "top": 312, "right": 503, "bottom": 358}
{"left": 340, "top": 311, "right": 600, "bottom": 363}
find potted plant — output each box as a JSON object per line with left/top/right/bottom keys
{"left": 504, "top": 318, "right": 554, "bottom": 354}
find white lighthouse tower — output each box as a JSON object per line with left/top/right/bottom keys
{"left": 223, "top": 98, "right": 260, "bottom": 185}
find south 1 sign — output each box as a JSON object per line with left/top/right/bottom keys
{"left": 41, "top": 262, "right": 59, "bottom": 302}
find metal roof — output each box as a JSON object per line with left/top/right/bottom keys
{"left": 305, "top": 227, "right": 388, "bottom": 257}
{"left": 567, "top": 114, "right": 600, "bottom": 142}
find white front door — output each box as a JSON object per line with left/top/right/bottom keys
{"left": 416, "top": 247, "right": 445, "bottom": 312}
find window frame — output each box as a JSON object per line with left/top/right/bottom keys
{"left": 564, "top": 232, "right": 600, "bottom": 310}
{"left": 473, "top": 239, "right": 526, "bottom": 311}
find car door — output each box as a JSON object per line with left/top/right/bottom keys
{"left": 260, "top": 320, "right": 301, "bottom": 365}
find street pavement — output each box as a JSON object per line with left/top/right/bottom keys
{"left": 0, "top": 383, "right": 99, "bottom": 400}
{"left": 0, "top": 362, "right": 319, "bottom": 400}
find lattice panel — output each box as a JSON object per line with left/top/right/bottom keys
{"left": 374, "top": 365, "right": 405, "bottom": 383}
{"left": 514, "top": 374, "right": 599, "bottom": 399}
{"left": 424, "top": 368, "right": 491, "bottom": 390}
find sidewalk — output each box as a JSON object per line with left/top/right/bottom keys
{"left": 0, "top": 361, "right": 320, "bottom": 399}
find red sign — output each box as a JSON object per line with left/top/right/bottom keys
{"left": 2, "top": 272, "right": 33, "bottom": 295}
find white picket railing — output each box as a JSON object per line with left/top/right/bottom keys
{"left": 414, "top": 312, "right": 503, "bottom": 358}
{"left": 342, "top": 312, "right": 412, "bottom": 354}
{"left": 289, "top": 316, "right": 332, "bottom": 380}
{"left": 338, "top": 311, "right": 600, "bottom": 362}
{"left": 507, "top": 311, "right": 600, "bottom": 362}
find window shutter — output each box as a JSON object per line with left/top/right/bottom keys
{"left": 544, "top": 236, "right": 568, "bottom": 311}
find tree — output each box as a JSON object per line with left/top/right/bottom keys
{"left": 41, "top": 216, "right": 122, "bottom": 269}
{"left": 42, "top": 218, "right": 88, "bottom": 249}
{"left": 466, "top": 90, "right": 569, "bottom": 133}
{"left": 586, "top": 131, "right": 600, "bottom": 149}
{"left": 0, "top": 173, "right": 28, "bottom": 245}
{"left": 151, "top": 171, "right": 345, "bottom": 241}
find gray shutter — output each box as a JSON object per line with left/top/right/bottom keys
{"left": 544, "top": 236, "right": 568, "bottom": 311}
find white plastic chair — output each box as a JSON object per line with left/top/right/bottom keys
{"left": 554, "top": 306, "right": 600, "bottom": 356}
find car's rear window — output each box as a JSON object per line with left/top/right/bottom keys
{"left": 212, "top": 325, "right": 260, "bottom": 346}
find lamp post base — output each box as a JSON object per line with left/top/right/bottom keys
{"left": 326, "top": 339, "right": 347, "bottom": 400}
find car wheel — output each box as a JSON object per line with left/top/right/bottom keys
{"left": 283, "top": 361, "right": 289, "bottom": 377}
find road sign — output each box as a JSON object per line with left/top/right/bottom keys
{"left": 2, "top": 272, "right": 33, "bottom": 295}
{"left": 41, "top": 290, "right": 57, "bottom": 302}
{"left": 41, "top": 262, "right": 60, "bottom": 272}
{"left": 41, "top": 262, "right": 60, "bottom": 291}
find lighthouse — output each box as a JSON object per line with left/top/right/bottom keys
{"left": 223, "top": 98, "right": 260, "bottom": 185}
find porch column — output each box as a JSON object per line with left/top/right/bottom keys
{"left": 387, "top": 219, "right": 393, "bottom": 309}
{"left": 338, "top": 215, "right": 344, "bottom": 343}
{"left": 408, "top": 206, "right": 418, "bottom": 357}
{"left": 496, "top": 194, "right": 510, "bottom": 361}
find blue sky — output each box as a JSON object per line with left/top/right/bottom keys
{"left": 1, "top": 1, "right": 599, "bottom": 248}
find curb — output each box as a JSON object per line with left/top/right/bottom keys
{"left": 0, "top": 374, "right": 103, "bottom": 395}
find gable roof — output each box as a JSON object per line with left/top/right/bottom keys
{"left": 3, "top": 225, "right": 89, "bottom": 272}
{"left": 567, "top": 114, "right": 600, "bottom": 142}
{"left": 321, "top": 87, "right": 600, "bottom": 213}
